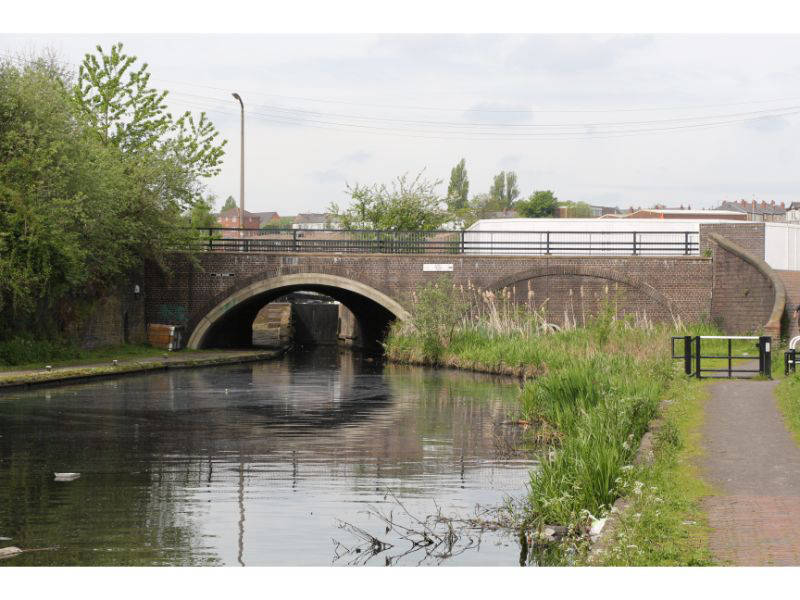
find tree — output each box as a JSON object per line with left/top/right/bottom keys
{"left": 73, "top": 43, "right": 226, "bottom": 207}
{"left": 489, "top": 171, "right": 520, "bottom": 209}
{"left": 559, "top": 200, "right": 593, "bottom": 218}
{"left": 515, "top": 190, "right": 559, "bottom": 218}
{"left": 261, "top": 216, "right": 294, "bottom": 230}
{"left": 329, "top": 171, "right": 447, "bottom": 231}
{"left": 221, "top": 195, "right": 237, "bottom": 211}
{"left": 0, "top": 46, "right": 227, "bottom": 339}
{"left": 187, "top": 195, "right": 219, "bottom": 229}
{"left": 446, "top": 158, "right": 469, "bottom": 211}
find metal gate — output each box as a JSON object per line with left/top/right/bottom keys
{"left": 786, "top": 336, "right": 800, "bottom": 376}
{"left": 671, "top": 335, "right": 772, "bottom": 379}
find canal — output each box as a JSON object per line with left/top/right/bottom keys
{"left": 0, "top": 348, "right": 535, "bottom": 566}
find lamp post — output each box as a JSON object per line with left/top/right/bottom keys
{"left": 232, "top": 92, "right": 245, "bottom": 234}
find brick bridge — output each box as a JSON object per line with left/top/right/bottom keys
{"left": 144, "top": 223, "right": 793, "bottom": 349}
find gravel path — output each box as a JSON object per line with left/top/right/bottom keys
{"left": 701, "top": 378, "right": 800, "bottom": 565}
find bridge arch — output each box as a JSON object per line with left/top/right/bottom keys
{"left": 187, "top": 272, "right": 410, "bottom": 350}
{"left": 487, "top": 264, "right": 678, "bottom": 324}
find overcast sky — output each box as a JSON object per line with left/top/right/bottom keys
{"left": 3, "top": 34, "right": 800, "bottom": 214}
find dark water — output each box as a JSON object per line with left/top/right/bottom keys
{"left": 0, "top": 348, "right": 535, "bottom": 566}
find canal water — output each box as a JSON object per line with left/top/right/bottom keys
{"left": 0, "top": 348, "right": 535, "bottom": 566}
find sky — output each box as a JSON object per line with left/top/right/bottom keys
{"left": 3, "top": 33, "right": 800, "bottom": 215}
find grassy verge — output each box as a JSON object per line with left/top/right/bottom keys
{"left": 0, "top": 341, "right": 168, "bottom": 371}
{"left": 775, "top": 371, "right": 800, "bottom": 447}
{"left": 582, "top": 377, "right": 715, "bottom": 565}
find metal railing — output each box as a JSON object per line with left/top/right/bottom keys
{"left": 786, "top": 336, "right": 800, "bottom": 376}
{"left": 193, "top": 227, "right": 700, "bottom": 256}
{"left": 671, "top": 335, "right": 772, "bottom": 379}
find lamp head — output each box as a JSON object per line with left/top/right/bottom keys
{"left": 232, "top": 92, "right": 243, "bottom": 105}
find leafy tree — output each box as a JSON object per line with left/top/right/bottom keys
{"left": 74, "top": 43, "right": 226, "bottom": 206}
{"left": 0, "top": 46, "right": 227, "bottom": 339}
{"left": 221, "top": 195, "right": 237, "bottom": 211}
{"left": 329, "top": 171, "right": 447, "bottom": 231}
{"left": 261, "top": 216, "right": 294, "bottom": 230}
{"left": 515, "top": 190, "right": 559, "bottom": 218}
{"left": 489, "top": 171, "right": 520, "bottom": 209}
{"left": 187, "top": 195, "right": 219, "bottom": 229}
{"left": 446, "top": 158, "right": 469, "bottom": 211}
{"left": 559, "top": 200, "right": 593, "bottom": 218}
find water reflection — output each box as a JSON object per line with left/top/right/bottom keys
{"left": 0, "top": 348, "right": 534, "bottom": 566}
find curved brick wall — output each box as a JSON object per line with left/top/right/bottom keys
{"left": 707, "top": 233, "right": 786, "bottom": 338}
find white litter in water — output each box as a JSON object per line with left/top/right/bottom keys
{"left": 54, "top": 473, "right": 81, "bottom": 482}
{"left": 0, "top": 546, "right": 22, "bottom": 559}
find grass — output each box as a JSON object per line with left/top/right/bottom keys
{"left": 775, "top": 370, "right": 800, "bottom": 447}
{"left": 582, "top": 377, "right": 715, "bottom": 565}
{"left": 0, "top": 343, "right": 169, "bottom": 372}
{"left": 385, "top": 280, "right": 720, "bottom": 565}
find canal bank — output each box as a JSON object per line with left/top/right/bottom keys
{"left": 0, "top": 348, "right": 285, "bottom": 390}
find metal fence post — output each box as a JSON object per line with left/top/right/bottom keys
{"left": 694, "top": 336, "right": 702, "bottom": 379}
{"left": 759, "top": 336, "right": 772, "bottom": 378}
{"left": 684, "top": 335, "right": 692, "bottom": 376}
{"left": 208, "top": 228, "right": 213, "bottom": 251}
{"left": 684, "top": 232, "right": 690, "bottom": 255}
{"left": 632, "top": 232, "right": 638, "bottom": 255}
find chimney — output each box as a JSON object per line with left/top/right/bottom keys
{"left": 771, "top": 200, "right": 775, "bottom": 207}
{"left": 740, "top": 199, "right": 747, "bottom": 207}
{"left": 781, "top": 202, "right": 785, "bottom": 209}
{"left": 761, "top": 200, "right": 767, "bottom": 209}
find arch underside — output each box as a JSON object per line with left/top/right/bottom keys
{"left": 187, "top": 273, "right": 409, "bottom": 350}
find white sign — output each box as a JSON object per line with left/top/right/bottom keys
{"left": 423, "top": 263, "right": 454, "bottom": 272}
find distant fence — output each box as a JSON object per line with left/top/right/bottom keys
{"left": 194, "top": 227, "right": 700, "bottom": 256}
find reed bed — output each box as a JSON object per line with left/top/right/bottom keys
{"left": 385, "top": 276, "right": 720, "bottom": 531}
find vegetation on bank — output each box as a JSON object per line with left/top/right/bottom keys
{"left": 0, "top": 341, "right": 165, "bottom": 370}
{"left": 385, "top": 276, "right": 717, "bottom": 563}
{"left": 582, "top": 378, "right": 715, "bottom": 565}
{"left": 776, "top": 371, "right": 800, "bottom": 447}
{"left": 0, "top": 45, "right": 225, "bottom": 343}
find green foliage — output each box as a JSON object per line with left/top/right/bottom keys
{"left": 221, "top": 195, "right": 237, "bottom": 211}
{"left": 515, "top": 190, "right": 559, "bottom": 218}
{"left": 583, "top": 379, "right": 715, "bottom": 566}
{"left": 446, "top": 158, "right": 469, "bottom": 211}
{"left": 559, "top": 200, "right": 592, "bottom": 218}
{"left": 329, "top": 171, "right": 448, "bottom": 231}
{"left": 401, "top": 275, "right": 470, "bottom": 362}
{"left": 489, "top": 171, "right": 520, "bottom": 209}
{"left": 261, "top": 216, "right": 294, "bottom": 230}
{"left": 187, "top": 194, "right": 219, "bottom": 229}
{"left": 0, "top": 46, "right": 226, "bottom": 339}
{"left": 386, "top": 298, "right": 718, "bottom": 543}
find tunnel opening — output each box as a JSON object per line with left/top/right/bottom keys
{"left": 196, "top": 283, "right": 398, "bottom": 352}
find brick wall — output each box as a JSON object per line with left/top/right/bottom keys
{"left": 700, "top": 223, "right": 765, "bottom": 256}
{"left": 145, "top": 253, "right": 713, "bottom": 346}
{"left": 67, "top": 280, "right": 147, "bottom": 349}
{"left": 777, "top": 270, "right": 800, "bottom": 338}
{"left": 708, "top": 235, "right": 779, "bottom": 336}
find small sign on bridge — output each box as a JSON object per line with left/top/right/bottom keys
{"left": 423, "top": 263, "right": 454, "bottom": 272}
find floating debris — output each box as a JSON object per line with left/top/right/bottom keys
{"left": 54, "top": 473, "right": 81, "bottom": 482}
{"left": 0, "top": 546, "right": 22, "bottom": 560}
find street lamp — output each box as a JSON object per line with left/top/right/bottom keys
{"left": 232, "top": 92, "right": 245, "bottom": 233}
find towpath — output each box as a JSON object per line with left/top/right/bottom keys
{"left": 702, "top": 378, "right": 800, "bottom": 565}
{"left": 0, "top": 348, "right": 283, "bottom": 390}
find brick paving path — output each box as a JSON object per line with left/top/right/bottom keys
{"left": 702, "top": 379, "right": 800, "bottom": 565}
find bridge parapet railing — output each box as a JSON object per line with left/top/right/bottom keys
{"left": 193, "top": 228, "right": 700, "bottom": 256}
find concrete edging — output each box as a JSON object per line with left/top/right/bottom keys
{"left": 0, "top": 350, "right": 285, "bottom": 391}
